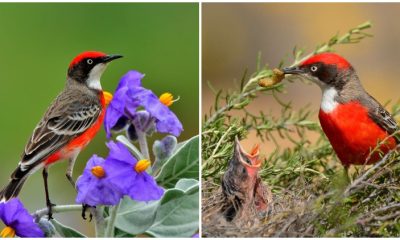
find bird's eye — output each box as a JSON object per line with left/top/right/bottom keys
{"left": 87, "top": 59, "right": 93, "bottom": 65}
{"left": 310, "top": 66, "right": 318, "bottom": 72}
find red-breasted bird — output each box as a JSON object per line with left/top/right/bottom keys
{"left": 282, "top": 53, "right": 398, "bottom": 167}
{"left": 0, "top": 51, "right": 122, "bottom": 218}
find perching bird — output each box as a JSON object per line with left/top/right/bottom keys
{"left": 202, "top": 136, "right": 272, "bottom": 237}
{"left": 0, "top": 51, "right": 122, "bottom": 219}
{"left": 283, "top": 53, "right": 398, "bottom": 167}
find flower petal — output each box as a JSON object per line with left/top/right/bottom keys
{"left": 116, "top": 70, "right": 145, "bottom": 91}
{"left": 0, "top": 199, "right": 44, "bottom": 237}
{"left": 76, "top": 155, "right": 123, "bottom": 206}
{"left": 127, "top": 173, "right": 164, "bottom": 201}
{"left": 106, "top": 141, "right": 137, "bottom": 165}
{"left": 127, "top": 88, "right": 183, "bottom": 137}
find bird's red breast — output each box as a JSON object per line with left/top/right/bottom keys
{"left": 44, "top": 91, "right": 107, "bottom": 165}
{"left": 319, "top": 101, "right": 396, "bottom": 166}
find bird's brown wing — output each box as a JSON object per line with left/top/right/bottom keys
{"left": 20, "top": 90, "right": 101, "bottom": 171}
{"left": 362, "top": 93, "right": 399, "bottom": 142}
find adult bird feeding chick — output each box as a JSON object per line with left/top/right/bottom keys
{"left": 0, "top": 51, "right": 122, "bottom": 219}
{"left": 282, "top": 53, "right": 398, "bottom": 168}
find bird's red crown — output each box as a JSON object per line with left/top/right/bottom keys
{"left": 301, "top": 52, "right": 351, "bottom": 70}
{"left": 69, "top": 51, "right": 107, "bottom": 68}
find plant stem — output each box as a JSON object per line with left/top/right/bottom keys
{"left": 137, "top": 129, "right": 150, "bottom": 160}
{"left": 33, "top": 204, "right": 82, "bottom": 220}
{"left": 203, "top": 125, "right": 234, "bottom": 168}
{"left": 33, "top": 204, "right": 106, "bottom": 237}
{"left": 105, "top": 202, "right": 121, "bottom": 237}
{"left": 204, "top": 87, "right": 260, "bottom": 127}
{"left": 94, "top": 207, "right": 106, "bottom": 238}
{"left": 117, "top": 135, "right": 145, "bottom": 159}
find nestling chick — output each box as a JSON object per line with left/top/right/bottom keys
{"left": 221, "top": 136, "right": 271, "bottom": 222}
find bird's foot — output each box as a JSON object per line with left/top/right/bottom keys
{"left": 47, "top": 202, "right": 56, "bottom": 220}
{"left": 81, "top": 204, "right": 95, "bottom": 221}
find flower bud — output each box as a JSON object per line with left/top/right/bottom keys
{"left": 132, "top": 110, "right": 156, "bottom": 135}
{"left": 153, "top": 135, "right": 178, "bottom": 161}
{"left": 36, "top": 218, "right": 56, "bottom": 238}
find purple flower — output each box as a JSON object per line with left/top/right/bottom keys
{"left": 192, "top": 233, "right": 199, "bottom": 238}
{"left": 76, "top": 155, "right": 124, "bottom": 206}
{"left": 104, "top": 70, "right": 183, "bottom": 138}
{"left": 105, "top": 141, "right": 164, "bottom": 201}
{"left": 0, "top": 198, "right": 44, "bottom": 238}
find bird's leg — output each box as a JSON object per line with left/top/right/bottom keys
{"left": 81, "top": 204, "right": 94, "bottom": 221}
{"left": 42, "top": 168, "right": 55, "bottom": 220}
{"left": 343, "top": 165, "right": 351, "bottom": 184}
{"left": 66, "top": 155, "right": 94, "bottom": 221}
{"left": 66, "top": 156, "right": 77, "bottom": 190}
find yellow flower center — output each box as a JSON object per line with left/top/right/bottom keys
{"left": 0, "top": 226, "right": 16, "bottom": 238}
{"left": 135, "top": 159, "right": 151, "bottom": 173}
{"left": 91, "top": 166, "right": 105, "bottom": 178}
{"left": 159, "top": 92, "right": 174, "bottom": 107}
{"left": 103, "top": 91, "right": 113, "bottom": 106}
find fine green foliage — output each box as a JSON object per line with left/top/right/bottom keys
{"left": 202, "top": 21, "right": 400, "bottom": 237}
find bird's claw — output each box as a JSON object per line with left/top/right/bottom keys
{"left": 47, "top": 202, "right": 56, "bottom": 220}
{"left": 81, "top": 204, "right": 95, "bottom": 221}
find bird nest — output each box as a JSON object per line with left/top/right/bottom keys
{"left": 202, "top": 147, "right": 400, "bottom": 237}
{"left": 202, "top": 179, "right": 316, "bottom": 237}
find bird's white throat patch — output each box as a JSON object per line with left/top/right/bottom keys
{"left": 87, "top": 63, "right": 107, "bottom": 90}
{"left": 320, "top": 87, "right": 339, "bottom": 113}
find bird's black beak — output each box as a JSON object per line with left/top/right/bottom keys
{"left": 282, "top": 66, "right": 306, "bottom": 75}
{"left": 103, "top": 54, "right": 123, "bottom": 63}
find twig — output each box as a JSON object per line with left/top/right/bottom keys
{"left": 203, "top": 125, "right": 234, "bottom": 167}
{"left": 105, "top": 201, "right": 121, "bottom": 237}
{"left": 343, "top": 145, "right": 399, "bottom": 196}
{"left": 137, "top": 129, "right": 150, "bottom": 160}
{"left": 33, "top": 204, "right": 83, "bottom": 220}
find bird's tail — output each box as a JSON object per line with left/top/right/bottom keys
{"left": 0, "top": 166, "right": 29, "bottom": 202}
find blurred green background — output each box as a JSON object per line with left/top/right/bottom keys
{"left": 203, "top": 3, "right": 400, "bottom": 152}
{"left": 0, "top": 3, "right": 198, "bottom": 236}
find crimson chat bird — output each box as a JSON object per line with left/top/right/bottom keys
{"left": 0, "top": 51, "right": 122, "bottom": 219}
{"left": 282, "top": 53, "right": 398, "bottom": 168}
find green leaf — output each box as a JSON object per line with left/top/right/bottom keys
{"left": 146, "top": 179, "right": 199, "bottom": 238}
{"left": 114, "top": 179, "right": 199, "bottom": 238}
{"left": 155, "top": 136, "right": 199, "bottom": 188}
{"left": 175, "top": 178, "right": 199, "bottom": 194}
{"left": 50, "top": 219, "right": 87, "bottom": 238}
{"left": 114, "top": 227, "right": 136, "bottom": 238}
{"left": 114, "top": 197, "right": 160, "bottom": 235}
